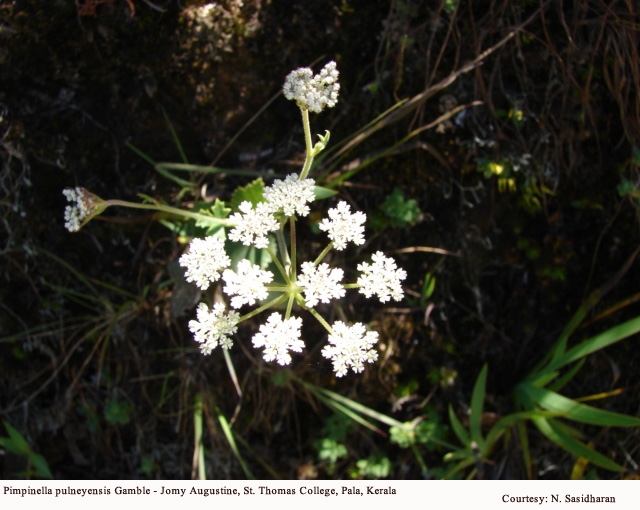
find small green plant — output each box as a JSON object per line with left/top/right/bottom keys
{"left": 371, "top": 187, "right": 423, "bottom": 229}
{"left": 513, "top": 306, "right": 640, "bottom": 475}
{"left": 104, "top": 398, "right": 133, "bottom": 425}
{"left": 444, "top": 303, "right": 640, "bottom": 478}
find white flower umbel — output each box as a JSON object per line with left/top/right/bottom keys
{"left": 63, "top": 187, "right": 105, "bottom": 232}
{"left": 228, "top": 200, "right": 279, "bottom": 249}
{"left": 357, "top": 251, "right": 407, "bottom": 303}
{"left": 321, "top": 321, "right": 379, "bottom": 377}
{"left": 298, "top": 261, "right": 345, "bottom": 307}
{"left": 252, "top": 313, "right": 305, "bottom": 365}
{"left": 222, "top": 259, "right": 274, "bottom": 309}
{"left": 263, "top": 173, "right": 316, "bottom": 217}
{"left": 179, "top": 236, "right": 231, "bottom": 290}
{"left": 283, "top": 61, "right": 340, "bottom": 113}
{"left": 318, "top": 200, "right": 366, "bottom": 250}
{"left": 189, "top": 302, "right": 240, "bottom": 355}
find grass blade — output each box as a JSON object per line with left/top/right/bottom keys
{"left": 542, "top": 315, "right": 640, "bottom": 375}
{"left": 532, "top": 417, "right": 625, "bottom": 472}
{"left": 215, "top": 405, "right": 255, "bottom": 479}
{"left": 469, "top": 364, "right": 487, "bottom": 450}
{"left": 448, "top": 404, "right": 470, "bottom": 446}
{"left": 522, "top": 385, "right": 640, "bottom": 427}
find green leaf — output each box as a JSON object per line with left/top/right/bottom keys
{"left": 193, "top": 198, "right": 231, "bottom": 236}
{"left": 448, "top": 404, "right": 470, "bottom": 446}
{"left": 422, "top": 273, "right": 436, "bottom": 299}
{"left": 3, "top": 421, "right": 31, "bottom": 455}
{"left": 230, "top": 178, "right": 265, "bottom": 210}
{"left": 314, "top": 438, "right": 348, "bottom": 463}
{"left": 28, "top": 452, "right": 53, "bottom": 479}
{"left": 469, "top": 364, "right": 488, "bottom": 451}
{"left": 379, "top": 188, "right": 423, "bottom": 228}
{"left": 521, "top": 385, "right": 640, "bottom": 427}
{"left": 313, "top": 185, "right": 338, "bottom": 200}
{"left": 543, "top": 315, "right": 640, "bottom": 375}
{"left": 532, "top": 417, "right": 625, "bottom": 472}
{"left": 104, "top": 399, "right": 133, "bottom": 425}
{"left": 216, "top": 406, "right": 255, "bottom": 479}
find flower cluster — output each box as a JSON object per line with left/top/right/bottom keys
{"left": 189, "top": 302, "right": 240, "bottom": 355}
{"left": 252, "top": 313, "right": 304, "bottom": 366}
{"left": 321, "top": 322, "right": 379, "bottom": 377}
{"left": 263, "top": 174, "right": 316, "bottom": 217}
{"left": 228, "top": 201, "right": 279, "bottom": 249}
{"left": 222, "top": 259, "right": 273, "bottom": 309}
{"left": 62, "top": 187, "right": 105, "bottom": 232}
{"left": 283, "top": 61, "right": 340, "bottom": 113}
{"left": 318, "top": 200, "right": 366, "bottom": 250}
{"left": 357, "top": 251, "right": 407, "bottom": 303}
{"left": 298, "top": 262, "right": 345, "bottom": 307}
{"left": 179, "top": 236, "right": 230, "bottom": 290}
{"left": 178, "top": 187, "right": 406, "bottom": 375}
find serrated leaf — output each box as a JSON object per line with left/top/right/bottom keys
{"left": 193, "top": 198, "right": 231, "bottom": 236}
{"left": 230, "top": 178, "right": 265, "bottom": 211}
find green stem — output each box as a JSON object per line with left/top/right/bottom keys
{"left": 289, "top": 216, "right": 297, "bottom": 280}
{"left": 343, "top": 283, "right": 361, "bottom": 289}
{"left": 313, "top": 242, "right": 334, "bottom": 266}
{"left": 266, "top": 246, "right": 289, "bottom": 284}
{"left": 266, "top": 285, "right": 290, "bottom": 292}
{"left": 105, "top": 199, "right": 233, "bottom": 227}
{"left": 306, "top": 306, "right": 334, "bottom": 334}
{"left": 299, "top": 108, "right": 314, "bottom": 180}
{"left": 238, "top": 293, "right": 289, "bottom": 323}
{"left": 275, "top": 227, "right": 291, "bottom": 276}
{"left": 285, "top": 293, "right": 295, "bottom": 320}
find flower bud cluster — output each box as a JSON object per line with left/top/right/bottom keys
{"left": 62, "top": 187, "right": 105, "bottom": 232}
{"left": 283, "top": 61, "right": 340, "bottom": 113}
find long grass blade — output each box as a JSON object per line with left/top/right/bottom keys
{"left": 192, "top": 393, "right": 206, "bottom": 480}
{"left": 469, "top": 364, "right": 487, "bottom": 451}
{"left": 522, "top": 385, "right": 640, "bottom": 427}
{"left": 315, "top": 386, "right": 403, "bottom": 428}
{"left": 448, "top": 404, "right": 470, "bottom": 446}
{"left": 542, "top": 315, "right": 640, "bottom": 375}
{"left": 216, "top": 406, "right": 255, "bottom": 479}
{"left": 532, "top": 417, "right": 625, "bottom": 472}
